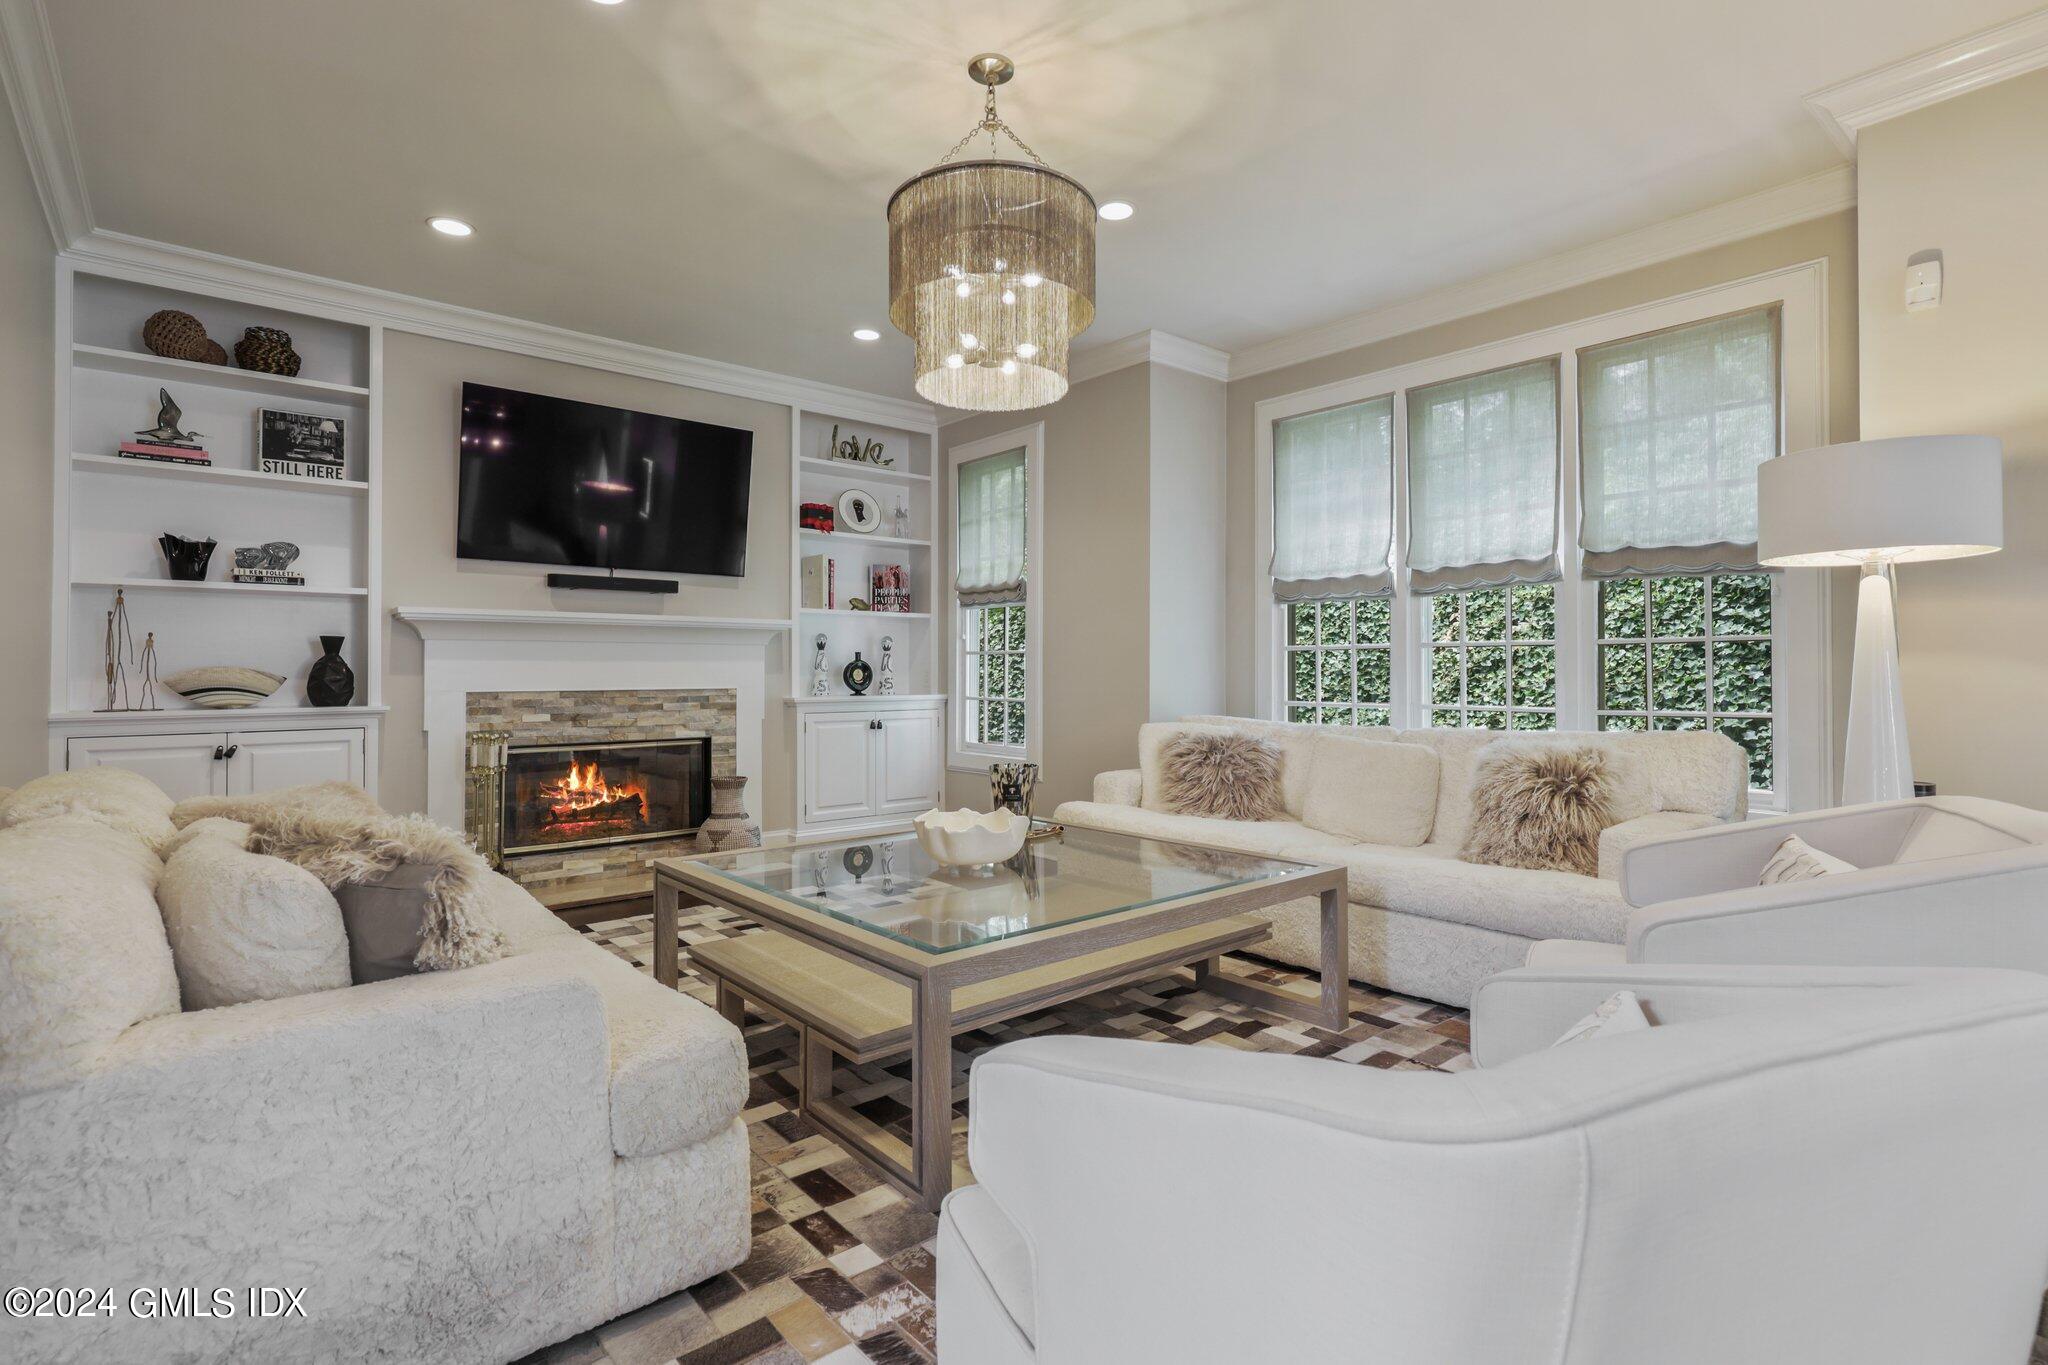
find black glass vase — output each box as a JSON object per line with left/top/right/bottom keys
{"left": 306, "top": 635, "right": 355, "bottom": 707}
{"left": 158, "top": 533, "right": 217, "bottom": 581}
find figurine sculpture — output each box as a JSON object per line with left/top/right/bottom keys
{"left": 810, "top": 632, "right": 831, "bottom": 696}
{"left": 136, "top": 388, "right": 204, "bottom": 447}
{"left": 878, "top": 635, "right": 897, "bottom": 695}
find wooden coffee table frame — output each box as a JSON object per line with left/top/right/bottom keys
{"left": 653, "top": 827, "right": 1348, "bottom": 1213}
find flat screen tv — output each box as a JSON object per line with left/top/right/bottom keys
{"left": 456, "top": 382, "right": 753, "bottom": 577}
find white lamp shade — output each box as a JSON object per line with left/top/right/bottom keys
{"left": 1758, "top": 435, "right": 2002, "bottom": 567}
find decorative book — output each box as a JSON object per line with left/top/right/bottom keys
{"left": 258, "top": 409, "right": 347, "bottom": 480}
{"left": 869, "top": 564, "right": 910, "bottom": 612}
{"left": 118, "top": 440, "right": 212, "bottom": 466}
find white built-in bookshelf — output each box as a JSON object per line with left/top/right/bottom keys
{"left": 788, "top": 408, "right": 941, "bottom": 702}
{"left": 51, "top": 264, "right": 384, "bottom": 750}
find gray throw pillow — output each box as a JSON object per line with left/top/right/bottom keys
{"left": 335, "top": 862, "right": 438, "bottom": 983}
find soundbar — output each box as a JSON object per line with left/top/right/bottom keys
{"left": 546, "top": 572, "right": 680, "bottom": 595}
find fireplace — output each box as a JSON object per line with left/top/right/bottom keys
{"left": 500, "top": 738, "right": 710, "bottom": 856}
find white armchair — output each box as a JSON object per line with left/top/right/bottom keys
{"left": 941, "top": 966, "right": 2048, "bottom": 1364}
{"left": 1526, "top": 795, "right": 2048, "bottom": 972}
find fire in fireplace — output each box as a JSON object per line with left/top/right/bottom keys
{"left": 501, "top": 738, "right": 710, "bottom": 855}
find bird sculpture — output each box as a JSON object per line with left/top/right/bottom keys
{"left": 135, "top": 387, "right": 203, "bottom": 446}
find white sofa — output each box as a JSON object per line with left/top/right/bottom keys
{"left": 1526, "top": 795, "right": 2048, "bottom": 973}
{"left": 1052, "top": 716, "right": 1749, "bottom": 1005}
{"left": 0, "top": 777, "right": 750, "bottom": 1365}
{"left": 940, "top": 965, "right": 2048, "bottom": 1364}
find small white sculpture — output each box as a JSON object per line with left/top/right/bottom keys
{"left": 809, "top": 632, "right": 831, "bottom": 697}
{"left": 892, "top": 494, "right": 912, "bottom": 539}
{"left": 878, "top": 634, "right": 897, "bottom": 695}
{"left": 914, "top": 807, "right": 1029, "bottom": 867}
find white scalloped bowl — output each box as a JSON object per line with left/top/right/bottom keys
{"left": 913, "top": 807, "right": 1029, "bottom": 867}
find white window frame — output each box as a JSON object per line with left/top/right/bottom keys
{"left": 1252, "top": 261, "right": 1834, "bottom": 813}
{"left": 947, "top": 423, "right": 1045, "bottom": 773}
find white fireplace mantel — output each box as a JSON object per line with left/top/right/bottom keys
{"left": 394, "top": 607, "right": 790, "bottom": 831}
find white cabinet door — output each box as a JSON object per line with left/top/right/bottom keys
{"left": 804, "top": 716, "right": 877, "bottom": 825}
{"left": 873, "top": 709, "right": 943, "bottom": 816}
{"left": 67, "top": 732, "right": 227, "bottom": 801}
{"left": 225, "top": 728, "right": 365, "bottom": 794}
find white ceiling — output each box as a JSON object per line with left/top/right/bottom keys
{"left": 36, "top": 0, "right": 2034, "bottom": 400}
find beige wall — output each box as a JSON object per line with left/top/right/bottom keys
{"left": 1224, "top": 210, "right": 1863, "bottom": 763}
{"left": 0, "top": 103, "right": 55, "bottom": 787}
{"left": 939, "top": 364, "right": 1157, "bottom": 811}
{"left": 1148, "top": 364, "right": 1229, "bottom": 722}
{"left": 378, "top": 332, "right": 795, "bottom": 824}
{"left": 1857, "top": 70, "right": 2048, "bottom": 804}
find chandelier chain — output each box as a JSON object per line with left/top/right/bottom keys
{"left": 934, "top": 85, "right": 1049, "bottom": 168}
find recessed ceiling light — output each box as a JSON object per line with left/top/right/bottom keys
{"left": 427, "top": 216, "right": 474, "bottom": 237}
{"left": 851, "top": 328, "right": 881, "bottom": 342}
{"left": 589, "top": 0, "right": 626, "bottom": 5}
{"left": 1098, "top": 201, "right": 1134, "bottom": 221}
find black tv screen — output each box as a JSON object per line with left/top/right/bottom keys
{"left": 456, "top": 382, "right": 753, "bottom": 577}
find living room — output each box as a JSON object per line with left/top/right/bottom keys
{"left": 5, "top": 3, "right": 2048, "bottom": 1362}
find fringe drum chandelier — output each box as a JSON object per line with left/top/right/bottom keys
{"left": 888, "top": 54, "right": 1096, "bottom": 411}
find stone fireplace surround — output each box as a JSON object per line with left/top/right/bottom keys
{"left": 396, "top": 607, "right": 787, "bottom": 896}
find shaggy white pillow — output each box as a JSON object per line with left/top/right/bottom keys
{"left": 0, "top": 815, "right": 181, "bottom": 1093}
{"left": 170, "top": 779, "right": 382, "bottom": 830}
{"left": 158, "top": 832, "right": 351, "bottom": 1010}
{"left": 162, "top": 816, "right": 252, "bottom": 856}
{"left": 1300, "top": 733, "right": 1440, "bottom": 846}
{"left": 1, "top": 767, "right": 176, "bottom": 847}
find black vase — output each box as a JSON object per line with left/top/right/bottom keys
{"left": 306, "top": 635, "right": 355, "bottom": 707}
{"left": 842, "top": 652, "right": 873, "bottom": 695}
{"left": 158, "top": 533, "right": 217, "bottom": 581}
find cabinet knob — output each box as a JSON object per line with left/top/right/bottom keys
{"left": 222, "top": 744, "right": 239, "bottom": 760}
{"left": 212, "top": 745, "right": 225, "bottom": 761}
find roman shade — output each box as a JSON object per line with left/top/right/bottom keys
{"left": 1406, "top": 359, "right": 1560, "bottom": 593}
{"left": 1270, "top": 397, "right": 1394, "bottom": 601}
{"left": 1578, "top": 306, "right": 1780, "bottom": 578}
{"left": 957, "top": 447, "right": 1028, "bottom": 605}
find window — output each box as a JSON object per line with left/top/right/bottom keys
{"left": 948, "top": 426, "right": 1042, "bottom": 768}
{"left": 1284, "top": 597, "right": 1391, "bottom": 725}
{"left": 963, "top": 603, "right": 1027, "bottom": 745}
{"left": 1257, "top": 275, "right": 1826, "bottom": 807}
{"left": 1598, "top": 573, "right": 1773, "bottom": 788}
{"left": 1428, "top": 585, "right": 1557, "bottom": 730}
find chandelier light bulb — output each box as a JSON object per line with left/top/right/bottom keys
{"left": 1001, "top": 359, "right": 1018, "bottom": 375}
{"left": 945, "top": 353, "right": 965, "bottom": 368}
{"left": 1016, "top": 342, "right": 1038, "bottom": 359}
{"left": 1002, "top": 289, "right": 1016, "bottom": 305}
{"left": 1021, "top": 274, "right": 1042, "bottom": 287}
{"left": 959, "top": 332, "right": 979, "bottom": 349}
{"left": 993, "top": 258, "right": 1008, "bottom": 272}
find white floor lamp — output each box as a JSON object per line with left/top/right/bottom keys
{"left": 1758, "top": 435, "right": 2002, "bottom": 804}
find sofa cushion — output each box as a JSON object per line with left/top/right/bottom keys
{"left": 1463, "top": 743, "right": 1619, "bottom": 876}
{"left": 0, "top": 815, "right": 181, "bottom": 1093}
{"left": 158, "top": 832, "right": 351, "bottom": 1009}
{"left": 483, "top": 875, "right": 747, "bottom": 1156}
{"left": 1183, "top": 716, "right": 1387, "bottom": 818}
{"left": 1300, "top": 734, "right": 1438, "bottom": 846}
{"left": 1051, "top": 801, "right": 1349, "bottom": 862}
{"left": 2, "top": 767, "right": 176, "bottom": 848}
{"left": 1338, "top": 843, "right": 1629, "bottom": 943}
{"left": 171, "top": 779, "right": 383, "bottom": 829}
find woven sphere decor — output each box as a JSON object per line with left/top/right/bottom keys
{"left": 887, "top": 56, "right": 1095, "bottom": 412}
{"left": 142, "top": 309, "right": 213, "bottom": 362}
{"left": 234, "top": 326, "right": 302, "bottom": 376}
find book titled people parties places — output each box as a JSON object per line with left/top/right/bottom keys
{"left": 258, "top": 408, "right": 347, "bottom": 481}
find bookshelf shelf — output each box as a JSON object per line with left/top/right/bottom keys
{"left": 798, "top": 456, "right": 932, "bottom": 487}
{"left": 799, "top": 528, "right": 930, "bottom": 550}
{"left": 72, "top": 343, "right": 371, "bottom": 403}
{"left": 71, "top": 452, "right": 369, "bottom": 495}
{"left": 74, "top": 578, "right": 370, "bottom": 600}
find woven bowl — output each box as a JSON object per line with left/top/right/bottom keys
{"left": 162, "top": 666, "right": 285, "bottom": 709}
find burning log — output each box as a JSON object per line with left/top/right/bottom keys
{"left": 540, "top": 792, "right": 645, "bottom": 828}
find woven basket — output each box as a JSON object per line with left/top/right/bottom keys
{"left": 142, "top": 309, "right": 211, "bottom": 362}
{"left": 234, "top": 326, "right": 302, "bottom": 376}
{"left": 196, "top": 338, "right": 229, "bottom": 366}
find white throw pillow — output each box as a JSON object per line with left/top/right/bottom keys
{"left": 0, "top": 814, "right": 181, "bottom": 1093}
{"left": 1, "top": 767, "right": 176, "bottom": 848}
{"left": 1300, "top": 733, "right": 1440, "bottom": 846}
{"left": 1552, "top": 990, "right": 1653, "bottom": 1047}
{"left": 158, "top": 832, "right": 351, "bottom": 1010}
{"left": 1758, "top": 834, "right": 1857, "bottom": 885}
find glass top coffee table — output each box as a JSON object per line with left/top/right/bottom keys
{"left": 652, "top": 821, "right": 1347, "bottom": 1211}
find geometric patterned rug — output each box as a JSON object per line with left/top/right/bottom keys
{"left": 517, "top": 907, "right": 1472, "bottom": 1365}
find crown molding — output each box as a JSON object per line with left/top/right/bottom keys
{"left": 67, "top": 230, "right": 941, "bottom": 431}
{"left": 1225, "top": 165, "right": 1856, "bottom": 382}
{"left": 0, "top": 0, "right": 88, "bottom": 248}
{"left": 1805, "top": 9, "right": 2048, "bottom": 156}
{"left": 1070, "top": 329, "right": 1231, "bottom": 384}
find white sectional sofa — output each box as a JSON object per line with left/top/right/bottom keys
{"left": 0, "top": 773, "right": 749, "bottom": 1365}
{"left": 1052, "top": 716, "right": 1749, "bottom": 1006}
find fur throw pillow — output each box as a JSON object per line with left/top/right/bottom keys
{"left": 1463, "top": 744, "right": 1615, "bottom": 876}
{"left": 2, "top": 767, "right": 177, "bottom": 849}
{"left": 158, "top": 830, "right": 351, "bottom": 1009}
{"left": 170, "top": 780, "right": 382, "bottom": 831}
{"left": 245, "top": 810, "right": 507, "bottom": 972}
{"left": 1158, "top": 732, "right": 1283, "bottom": 822}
